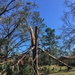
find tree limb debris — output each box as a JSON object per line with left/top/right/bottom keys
{"left": 38, "top": 47, "right": 72, "bottom": 69}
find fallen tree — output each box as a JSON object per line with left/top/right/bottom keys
{"left": 38, "top": 47, "right": 72, "bottom": 69}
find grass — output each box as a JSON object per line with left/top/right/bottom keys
{"left": 49, "top": 70, "right": 75, "bottom": 75}
{"left": 39, "top": 65, "right": 75, "bottom": 75}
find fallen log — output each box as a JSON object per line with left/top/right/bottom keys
{"left": 38, "top": 47, "right": 72, "bottom": 69}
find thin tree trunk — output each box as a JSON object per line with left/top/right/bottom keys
{"left": 34, "top": 26, "right": 38, "bottom": 75}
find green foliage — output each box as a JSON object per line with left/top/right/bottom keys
{"left": 30, "top": 11, "right": 46, "bottom": 34}
{"left": 39, "top": 27, "right": 59, "bottom": 65}
{"left": 0, "top": 0, "right": 47, "bottom": 57}
{"left": 41, "top": 27, "right": 58, "bottom": 53}
{"left": 0, "top": 0, "right": 37, "bottom": 57}
{"left": 6, "top": 64, "right": 12, "bottom": 75}
{"left": 19, "top": 65, "right": 33, "bottom": 75}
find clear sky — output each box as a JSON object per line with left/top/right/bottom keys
{"left": 27, "top": 0, "right": 67, "bottom": 34}
{"left": 32, "top": 0, "right": 65, "bottom": 34}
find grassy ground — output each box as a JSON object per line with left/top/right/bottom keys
{"left": 39, "top": 65, "right": 75, "bottom": 75}
{"left": 49, "top": 69, "right": 75, "bottom": 75}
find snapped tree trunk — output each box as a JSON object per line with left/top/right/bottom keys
{"left": 29, "top": 26, "right": 38, "bottom": 75}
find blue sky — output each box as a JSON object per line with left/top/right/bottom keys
{"left": 36, "top": 0, "right": 65, "bottom": 35}
{"left": 29, "top": 0, "right": 65, "bottom": 34}
{"left": 26, "top": 0, "right": 75, "bottom": 34}
{"left": 36, "top": 0, "right": 64, "bottom": 26}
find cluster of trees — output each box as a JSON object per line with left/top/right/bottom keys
{"left": 0, "top": 0, "right": 75, "bottom": 74}
{"left": 0, "top": 0, "right": 57, "bottom": 74}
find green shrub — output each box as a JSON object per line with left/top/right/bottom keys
{"left": 19, "top": 65, "right": 33, "bottom": 75}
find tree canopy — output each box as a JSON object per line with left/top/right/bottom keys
{"left": 60, "top": 0, "right": 75, "bottom": 56}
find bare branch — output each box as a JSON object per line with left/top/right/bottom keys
{"left": 0, "top": 0, "right": 15, "bottom": 16}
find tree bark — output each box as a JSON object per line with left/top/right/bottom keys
{"left": 29, "top": 26, "right": 38, "bottom": 75}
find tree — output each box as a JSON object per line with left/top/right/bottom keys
{"left": 0, "top": 0, "right": 47, "bottom": 74}
{"left": 0, "top": 0, "right": 16, "bottom": 16}
{"left": 0, "top": 1, "right": 38, "bottom": 74}
{"left": 39, "top": 27, "right": 58, "bottom": 65}
{"left": 42, "top": 28, "right": 58, "bottom": 56}
{"left": 60, "top": 0, "right": 75, "bottom": 56}
{"left": 0, "top": 0, "right": 38, "bottom": 58}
